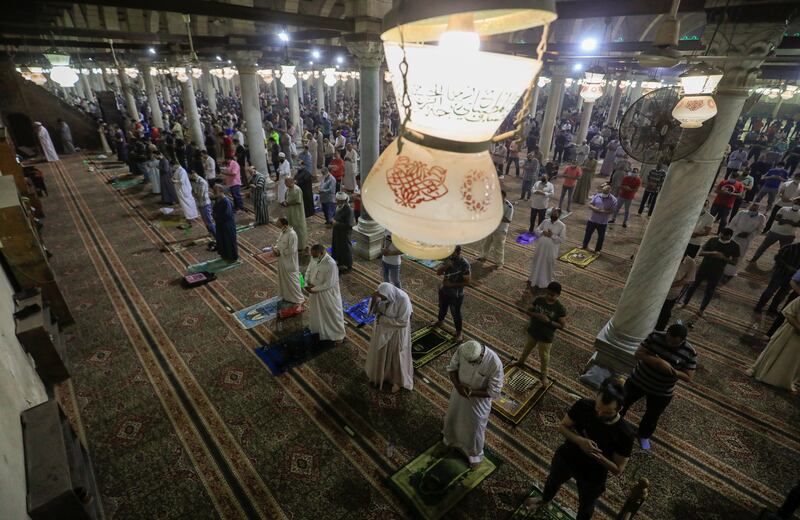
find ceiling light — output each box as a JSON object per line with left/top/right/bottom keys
{"left": 279, "top": 31, "right": 289, "bottom": 42}
{"left": 312, "top": 50, "right": 321, "bottom": 59}
{"left": 580, "top": 38, "right": 598, "bottom": 52}
{"left": 148, "top": 47, "right": 156, "bottom": 55}
{"left": 572, "top": 62, "right": 583, "bottom": 72}
{"left": 336, "top": 56, "right": 344, "bottom": 64}
{"left": 216, "top": 55, "right": 222, "bottom": 61}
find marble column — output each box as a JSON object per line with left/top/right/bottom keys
{"left": 288, "top": 85, "right": 302, "bottom": 137}
{"left": 605, "top": 80, "right": 623, "bottom": 127}
{"left": 201, "top": 65, "right": 217, "bottom": 115}
{"left": 73, "top": 77, "right": 86, "bottom": 100}
{"left": 179, "top": 66, "right": 205, "bottom": 149}
{"left": 347, "top": 39, "right": 384, "bottom": 259}
{"left": 530, "top": 84, "right": 541, "bottom": 120}
{"left": 297, "top": 78, "right": 304, "bottom": 105}
{"left": 539, "top": 73, "right": 566, "bottom": 159}
{"left": 588, "top": 22, "right": 787, "bottom": 378}
{"left": 140, "top": 64, "right": 164, "bottom": 129}
{"left": 331, "top": 83, "right": 338, "bottom": 113}
{"left": 316, "top": 76, "right": 326, "bottom": 113}
{"left": 628, "top": 80, "right": 643, "bottom": 106}
{"left": 101, "top": 69, "right": 115, "bottom": 93}
{"left": 91, "top": 71, "right": 104, "bottom": 92}
{"left": 117, "top": 67, "right": 140, "bottom": 123}
{"left": 220, "top": 76, "right": 231, "bottom": 98}
{"left": 80, "top": 72, "right": 95, "bottom": 102}
{"left": 235, "top": 57, "right": 268, "bottom": 174}
{"left": 575, "top": 100, "right": 595, "bottom": 145}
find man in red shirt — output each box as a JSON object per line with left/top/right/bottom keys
{"left": 710, "top": 173, "right": 745, "bottom": 232}
{"left": 610, "top": 168, "right": 641, "bottom": 227}
{"left": 558, "top": 161, "right": 582, "bottom": 212}
{"left": 329, "top": 155, "right": 345, "bottom": 192}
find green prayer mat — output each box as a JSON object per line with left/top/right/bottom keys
{"left": 111, "top": 178, "right": 144, "bottom": 190}
{"left": 492, "top": 366, "right": 553, "bottom": 425}
{"left": 390, "top": 442, "right": 497, "bottom": 520}
{"left": 152, "top": 219, "right": 184, "bottom": 229}
{"left": 411, "top": 326, "right": 457, "bottom": 369}
{"left": 508, "top": 486, "right": 576, "bottom": 519}
{"left": 558, "top": 247, "right": 599, "bottom": 268}
{"left": 187, "top": 258, "right": 242, "bottom": 274}
{"left": 236, "top": 223, "right": 256, "bottom": 233}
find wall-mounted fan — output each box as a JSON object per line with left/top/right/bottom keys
{"left": 619, "top": 87, "right": 715, "bottom": 166}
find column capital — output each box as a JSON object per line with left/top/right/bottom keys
{"left": 545, "top": 65, "right": 571, "bottom": 80}
{"left": 345, "top": 35, "right": 383, "bottom": 69}
{"left": 233, "top": 51, "right": 262, "bottom": 74}
{"left": 704, "top": 21, "right": 786, "bottom": 90}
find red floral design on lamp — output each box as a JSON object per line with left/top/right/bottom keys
{"left": 386, "top": 156, "right": 449, "bottom": 208}
{"left": 461, "top": 170, "right": 491, "bottom": 213}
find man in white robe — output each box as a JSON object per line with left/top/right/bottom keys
{"left": 305, "top": 245, "right": 346, "bottom": 343}
{"left": 442, "top": 341, "right": 504, "bottom": 467}
{"left": 342, "top": 143, "right": 359, "bottom": 192}
{"left": 724, "top": 202, "right": 765, "bottom": 279}
{"left": 528, "top": 208, "right": 567, "bottom": 290}
{"left": 276, "top": 152, "right": 291, "bottom": 204}
{"left": 171, "top": 161, "right": 199, "bottom": 221}
{"left": 34, "top": 122, "right": 59, "bottom": 162}
{"left": 274, "top": 218, "right": 305, "bottom": 304}
{"left": 364, "top": 282, "right": 414, "bottom": 393}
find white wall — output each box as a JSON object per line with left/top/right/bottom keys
{"left": 0, "top": 266, "right": 48, "bottom": 520}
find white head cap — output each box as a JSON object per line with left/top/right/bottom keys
{"left": 459, "top": 340, "right": 483, "bottom": 363}
{"left": 278, "top": 152, "right": 286, "bottom": 158}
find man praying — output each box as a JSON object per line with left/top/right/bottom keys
{"left": 305, "top": 244, "right": 346, "bottom": 344}
{"left": 442, "top": 341, "right": 504, "bottom": 468}
{"left": 274, "top": 217, "right": 305, "bottom": 305}
{"left": 364, "top": 282, "right": 414, "bottom": 393}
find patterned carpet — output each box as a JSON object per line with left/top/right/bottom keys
{"left": 41, "top": 154, "right": 799, "bottom": 520}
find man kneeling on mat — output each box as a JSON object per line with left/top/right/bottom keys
{"left": 526, "top": 376, "right": 634, "bottom": 520}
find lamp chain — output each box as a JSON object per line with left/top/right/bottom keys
{"left": 396, "top": 24, "right": 412, "bottom": 154}
{"left": 494, "top": 23, "right": 550, "bottom": 144}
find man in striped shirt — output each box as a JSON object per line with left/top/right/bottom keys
{"left": 620, "top": 323, "right": 696, "bottom": 450}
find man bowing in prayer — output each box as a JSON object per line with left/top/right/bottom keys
{"left": 365, "top": 282, "right": 414, "bottom": 393}
{"left": 34, "top": 122, "right": 59, "bottom": 162}
{"left": 442, "top": 341, "right": 504, "bottom": 468}
{"left": 305, "top": 244, "right": 346, "bottom": 344}
{"left": 528, "top": 208, "right": 567, "bottom": 292}
{"left": 274, "top": 217, "right": 305, "bottom": 305}
{"left": 282, "top": 177, "right": 309, "bottom": 253}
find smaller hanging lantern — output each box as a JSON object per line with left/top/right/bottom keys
{"left": 192, "top": 68, "right": 203, "bottom": 79}
{"left": 580, "top": 65, "right": 605, "bottom": 102}
{"left": 672, "top": 64, "right": 722, "bottom": 128}
{"left": 384, "top": 70, "right": 393, "bottom": 83}
{"left": 280, "top": 65, "right": 297, "bottom": 88}
{"left": 45, "top": 53, "right": 79, "bottom": 87}
{"left": 780, "top": 85, "right": 798, "bottom": 100}
{"left": 323, "top": 67, "right": 337, "bottom": 87}
{"left": 222, "top": 67, "right": 237, "bottom": 80}
{"left": 124, "top": 67, "right": 139, "bottom": 79}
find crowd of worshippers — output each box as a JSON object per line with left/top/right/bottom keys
{"left": 82, "top": 77, "right": 800, "bottom": 520}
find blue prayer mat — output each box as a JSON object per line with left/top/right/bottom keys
{"left": 345, "top": 297, "right": 376, "bottom": 326}
{"left": 233, "top": 296, "right": 281, "bottom": 329}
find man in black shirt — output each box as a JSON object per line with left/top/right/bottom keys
{"left": 526, "top": 376, "right": 634, "bottom": 520}
{"left": 680, "top": 228, "right": 740, "bottom": 316}
{"left": 434, "top": 246, "right": 471, "bottom": 342}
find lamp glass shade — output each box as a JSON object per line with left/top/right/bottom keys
{"left": 280, "top": 65, "right": 297, "bottom": 88}
{"left": 780, "top": 89, "right": 794, "bottom": 100}
{"left": 584, "top": 69, "right": 604, "bottom": 84}
{"left": 766, "top": 87, "right": 781, "bottom": 99}
{"left": 384, "top": 70, "right": 393, "bottom": 83}
{"left": 50, "top": 66, "right": 79, "bottom": 87}
{"left": 362, "top": 138, "right": 502, "bottom": 252}
{"left": 672, "top": 95, "right": 716, "bottom": 128}
{"left": 192, "top": 68, "right": 203, "bottom": 79}
{"left": 125, "top": 67, "right": 139, "bottom": 79}
{"left": 323, "top": 67, "right": 337, "bottom": 86}
{"left": 391, "top": 235, "right": 455, "bottom": 260}
{"left": 384, "top": 42, "right": 541, "bottom": 142}
{"left": 44, "top": 53, "right": 70, "bottom": 67}
{"left": 381, "top": 1, "right": 557, "bottom": 43}
{"left": 222, "top": 67, "right": 237, "bottom": 79}
{"left": 679, "top": 66, "right": 723, "bottom": 95}
{"left": 579, "top": 82, "right": 603, "bottom": 102}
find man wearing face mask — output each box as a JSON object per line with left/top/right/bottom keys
{"left": 610, "top": 168, "right": 641, "bottom": 228}
{"left": 750, "top": 196, "right": 800, "bottom": 263}
{"left": 754, "top": 242, "right": 800, "bottom": 315}
{"left": 525, "top": 376, "right": 633, "bottom": 519}
{"left": 582, "top": 183, "right": 617, "bottom": 253}
{"left": 680, "top": 228, "right": 740, "bottom": 316}
{"left": 620, "top": 324, "right": 696, "bottom": 451}
{"left": 442, "top": 341, "right": 504, "bottom": 468}
{"left": 528, "top": 208, "right": 566, "bottom": 291}
{"left": 273, "top": 217, "right": 305, "bottom": 305}
{"left": 529, "top": 174, "right": 555, "bottom": 233}
{"left": 434, "top": 246, "right": 471, "bottom": 343}
{"left": 763, "top": 172, "right": 800, "bottom": 233}
{"left": 710, "top": 173, "right": 745, "bottom": 233}
{"left": 686, "top": 200, "right": 714, "bottom": 258}
{"left": 723, "top": 203, "right": 766, "bottom": 282}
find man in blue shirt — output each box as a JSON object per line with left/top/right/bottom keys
{"left": 582, "top": 183, "right": 617, "bottom": 253}
{"left": 755, "top": 162, "right": 789, "bottom": 209}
